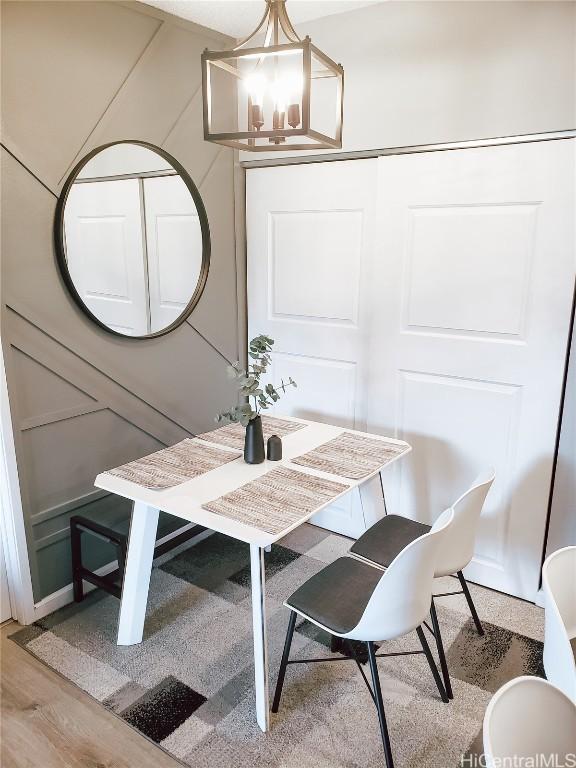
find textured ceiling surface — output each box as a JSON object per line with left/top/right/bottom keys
{"left": 143, "top": 0, "right": 380, "bottom": 38}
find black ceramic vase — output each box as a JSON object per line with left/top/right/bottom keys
{"left": 244, "top": 415, "right": 265, "bottom": 464}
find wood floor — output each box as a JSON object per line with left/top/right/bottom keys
{"left": 0, "top": 622, "right": 182, "bottom": 768}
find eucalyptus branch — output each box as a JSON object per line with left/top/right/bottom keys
{"left": 216, "top": 335, "right": 297, "bottom": 427}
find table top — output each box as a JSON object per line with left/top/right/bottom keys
{"left": 94, "top": 416, "right": 411, "bottom": 547}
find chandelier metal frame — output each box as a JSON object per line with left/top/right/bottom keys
{"left": 201, "top": 0, "right": 344, "bottom": 151}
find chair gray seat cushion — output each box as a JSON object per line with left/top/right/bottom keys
{"left": 350, "top": 514, "right": 431, "bottom": 569}
{"left": 285, "top": 556, "right": 383, "bottom": 635}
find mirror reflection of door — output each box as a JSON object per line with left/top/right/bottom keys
{"left": 60, "top": 143, "right": 207, "bottom": 337}
{"left": 143, "top": 176, "right": 203, "bottom": 333}
{"left": 64, "top": 179, "right": 149, "bottom": 335}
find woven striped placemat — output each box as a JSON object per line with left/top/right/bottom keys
{"left": 291, "top": 431, "right": 410, "bottom": 480}
{"left": 201, "top": 466, "right": 349, "bottom": 535}
{"left": 107, "top": 440, "right": 241, "bottom": 490}
{"left": 198, "top": 415, "right": 306, "bottom": 451}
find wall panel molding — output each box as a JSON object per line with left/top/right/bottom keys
{"left": 30, "top": 489, "right": 111, "bottom": 529}
{"left": 6, "top": 306, "right": 190, "bottom": 444}
{"left": 2, "top": 0, "right": 164, "bottom": 191}
{"left": 0, "top": 142, "right": 59, "bottom": 198}
{"left": 57, "top": 20, "right": 167, "bottom": 186}
{"left": 57, "top": 22, "right": 210, "bottom": 191}
{"left": 21, "top": 403, "right": 107, "bottom": 432}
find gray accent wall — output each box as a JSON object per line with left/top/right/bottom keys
{"left": 1, "top": 0, "right": 242, "bottom": 601}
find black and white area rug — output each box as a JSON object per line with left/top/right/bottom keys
{"left": 9, "top": 524, "right": 545, "bottom": 768}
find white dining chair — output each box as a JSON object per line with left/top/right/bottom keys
{"left": 542, "top": 545, "right": 576, "bottom": 703}
{"left": 272, "top": 508, "right": 454, "bottom": 768}
{"left": 349, "top": 469, "right": 495, "bottom": 699}
{"left": 483, "top": 676, "right": 576, "bottom": 768}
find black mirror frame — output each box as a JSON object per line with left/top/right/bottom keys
{"left": 54, "top": 140, "right": 211, "bottom": 340}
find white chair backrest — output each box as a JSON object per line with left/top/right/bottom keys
{"left": 344, "top": 509, "right": 454, "bottom": 642}
{"left": 483, "top": 676, "right": 576, "bottom": 768}
{"left": 542, "top": 545, "right": 576, "bottom": 703}
{"left": 434, "top": 468, "right": 495, "bottom": 577}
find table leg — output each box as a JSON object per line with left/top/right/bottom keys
{"left": 250, "top": 543, "right": 270, "bottom": 732}
{"left": 117, "top": 501, "right": 159, "bottom": 646}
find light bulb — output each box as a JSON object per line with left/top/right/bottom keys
{"left": 272, "top": 73, "right": 302, "bottom": 108}
{"left": 244, "top": 73, "right": 266, "bottom": 107}
{"left": 269, "top": 77, "right": 286, "bottom": 135}
{"left": 244, "top": 72, "right": 266, "bottom": 130}
{"left": 270, "top": 81, "right": 286, "bottom": 114}
{"left": 272, "top": 72, "right": 302, "bottom": 129}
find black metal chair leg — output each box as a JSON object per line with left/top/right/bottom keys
{"left": 378, "top": 471, "right": 388, "bottom": 516}
{"left": 457, "top": 571, "right": 484, "bottom": 636}
{"left": 416, "top": 626, "right": 449, "bottom": 703}
{"left": 70, "top": 523, "right": 83, "bottom": 602}
{"left": 331, "top": 635, "right": 343, "bottom": 653}
{"left": 429, "top": 598, "right": 453, "bottom": 699}
{"left": 366, "top": 641, "right": 395, "bottom": 768}
{"left": 272, "top": 611, "right": 297, "bottom": 713}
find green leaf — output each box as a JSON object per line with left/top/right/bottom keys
{"left": 221, "top": 335, "right": 292, "bottom": 425}
{"left": 249, "top": 333, "right": 274, "bottom": 355}
{"left": 216, "top": 408, "right": 240, "bottom": 424}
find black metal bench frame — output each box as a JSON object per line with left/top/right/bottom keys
{"left": 70, "top": 515, "right": 204, "bottom": 602}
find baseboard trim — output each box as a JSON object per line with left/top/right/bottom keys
{"left": 32, "top": 523, "right": 213, "bottom": 622}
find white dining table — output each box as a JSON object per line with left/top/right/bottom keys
{"left": 94, "top": 416, "right": 411, "bottom": 732}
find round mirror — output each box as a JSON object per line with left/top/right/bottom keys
{"left": 54, "top": 141, "right": 210, "bottom": 338}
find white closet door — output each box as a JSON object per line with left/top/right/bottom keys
{"left": 64, "top": 179, "right": 148, "bottom": 335}
{"left": 143, "top": 175, "right": 202, "bottom": 333}
{"left": 369, "top": 140, "right": 575, "bottom": 600}
{"left": 247, "top": 160, "right": 380, "bottom": 537}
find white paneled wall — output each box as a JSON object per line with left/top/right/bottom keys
{"left": 247, "top": 139, "right": 575, "bottom": 600}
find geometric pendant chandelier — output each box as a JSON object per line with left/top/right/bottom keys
{"left": 201, "top": 0, "right": 344, "bottom": 151}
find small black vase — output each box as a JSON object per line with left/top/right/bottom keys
{"left": 244, "top": 416, "right": 265, "bottom": 464}
{"left": 267, "top": 434, "right": 282, "bottom": 461}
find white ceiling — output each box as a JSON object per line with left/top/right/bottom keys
{"left": 144, "top": 0, "right": 380, "bottom": 38}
